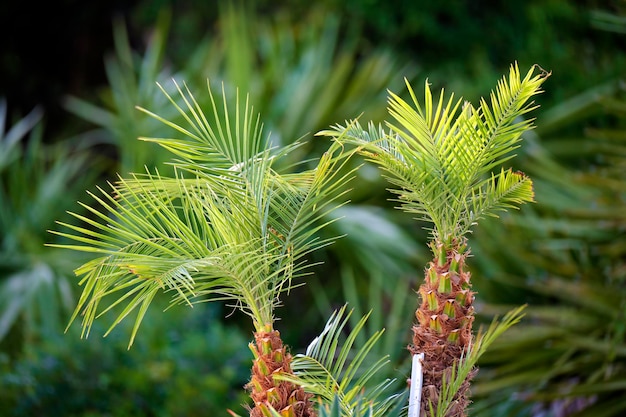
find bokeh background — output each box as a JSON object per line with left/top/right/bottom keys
{"left": 1, "top": 1, "right": 625, "bottom": 416}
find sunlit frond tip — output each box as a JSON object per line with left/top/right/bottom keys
{"left": 135, "top": 78, "right": 270, "bottom": 174}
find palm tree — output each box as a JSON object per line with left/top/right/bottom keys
{"left": 320, "top": 63, "right": 550, "bottom": 416}
{"left": 49, "top": 80, "right": 354, "bottom": 417}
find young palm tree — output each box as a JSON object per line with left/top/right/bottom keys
{"left": 320, "top": 63, "right": 550, "bottom": 416}
{"left": 49, "top": 80, "right": 355, "bottom": 417}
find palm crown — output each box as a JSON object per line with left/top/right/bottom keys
{"left": 323, "top": 63, "right": 546, "bottom": 243}
{"left": 50, "top": 80, "right": 355, "bottom": 417}
{"left": 321, "top": 63, "right": 550, "bottom": 416}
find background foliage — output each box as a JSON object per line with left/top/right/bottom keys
{"left": 1, "top": 0, "right": 624, "bottom": 416}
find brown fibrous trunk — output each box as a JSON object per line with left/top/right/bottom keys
{"left": 408, "top": 239, "right": 478, "bottom": 417}
{"left": 246, "top": 327, "right": 316, "bottom": 417}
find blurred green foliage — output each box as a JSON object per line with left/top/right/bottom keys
{"left": 0, "top": 100, "right": 102, "bottom": 358}
{"left": 1, "top": 0, "right": 625, "bottom": 416}
{"left": 0, "top": 303, "right": 251, "bottom": 417}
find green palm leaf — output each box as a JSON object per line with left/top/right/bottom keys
{"left": 50, "top": 84, "right": 354, "bottom": 346}
{"left": 137, "top": 80, "right": 270, "bottom": 175}
{"left": 278, "top": 305, "right": 405, "bottom": 417}
{"left": 322, "top": 63, "right": 549, "bottom": 240}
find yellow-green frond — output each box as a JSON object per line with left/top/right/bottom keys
{"left": 137, "top": 79, "right": 269, "bottom": 175}
{"left": 462, "top": 168, "right": 534, "bottom": 236}
{"left": 321, "top": 63, "right": 549, "bottom": 242}
{"left": 53, "top": 82, "right": 354, "bottom": 345}
{"left": 277, "top": 305, "right": 404, "bottom": 417}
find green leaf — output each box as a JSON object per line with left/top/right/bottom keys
{"left": 278, "top": 305, "right": 405, "bottom": 417}
{"left": 53, "top": 84, "right": 353, "bottom": 345}
{"left": 323, "top": 63, "right": 549, "bottom": 241}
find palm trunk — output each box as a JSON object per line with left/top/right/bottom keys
{"left": 247, "top": 324, "right": 316, "bottom": 417}
{"left": 409, "top": 238, "right": 477, "bottom": 417}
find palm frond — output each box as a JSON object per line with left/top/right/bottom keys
{"left": 51, "top": 85, "right": 354, "bottom": 345}
{"left": 464, "top": 168, "right": 535, "bottom": 231}
{"left": 227, "top": 404, "right": 284, "bottom": 417}
{"left": 464, "top": 63, "right": 547, "bottom": 179}
{"left": 322, "top": 64, "right": 549, "bottom": 240}
{"left": 317, "top": 392, "right": 409, "bottom": 417}
{"left": 269, "top": 142, "right": 357, "bottom": 257}
{"left": 137, "top": 79, "right": 270, "bottom": 176}
{"left": 52, "top": 168, "right": 287, "bottom": 344}
{"left": 278, "top": 305, "right": 405, "bottom": 417}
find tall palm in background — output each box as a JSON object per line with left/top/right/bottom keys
{"left": 323, "top": 63, "right": 550, "bottom": 416}
{"left": 50, "top": 81, "right": 354, "bottom": 417}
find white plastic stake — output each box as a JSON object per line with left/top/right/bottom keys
{"left": 408, "top": 353, "right": 425, "bottom": 417}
